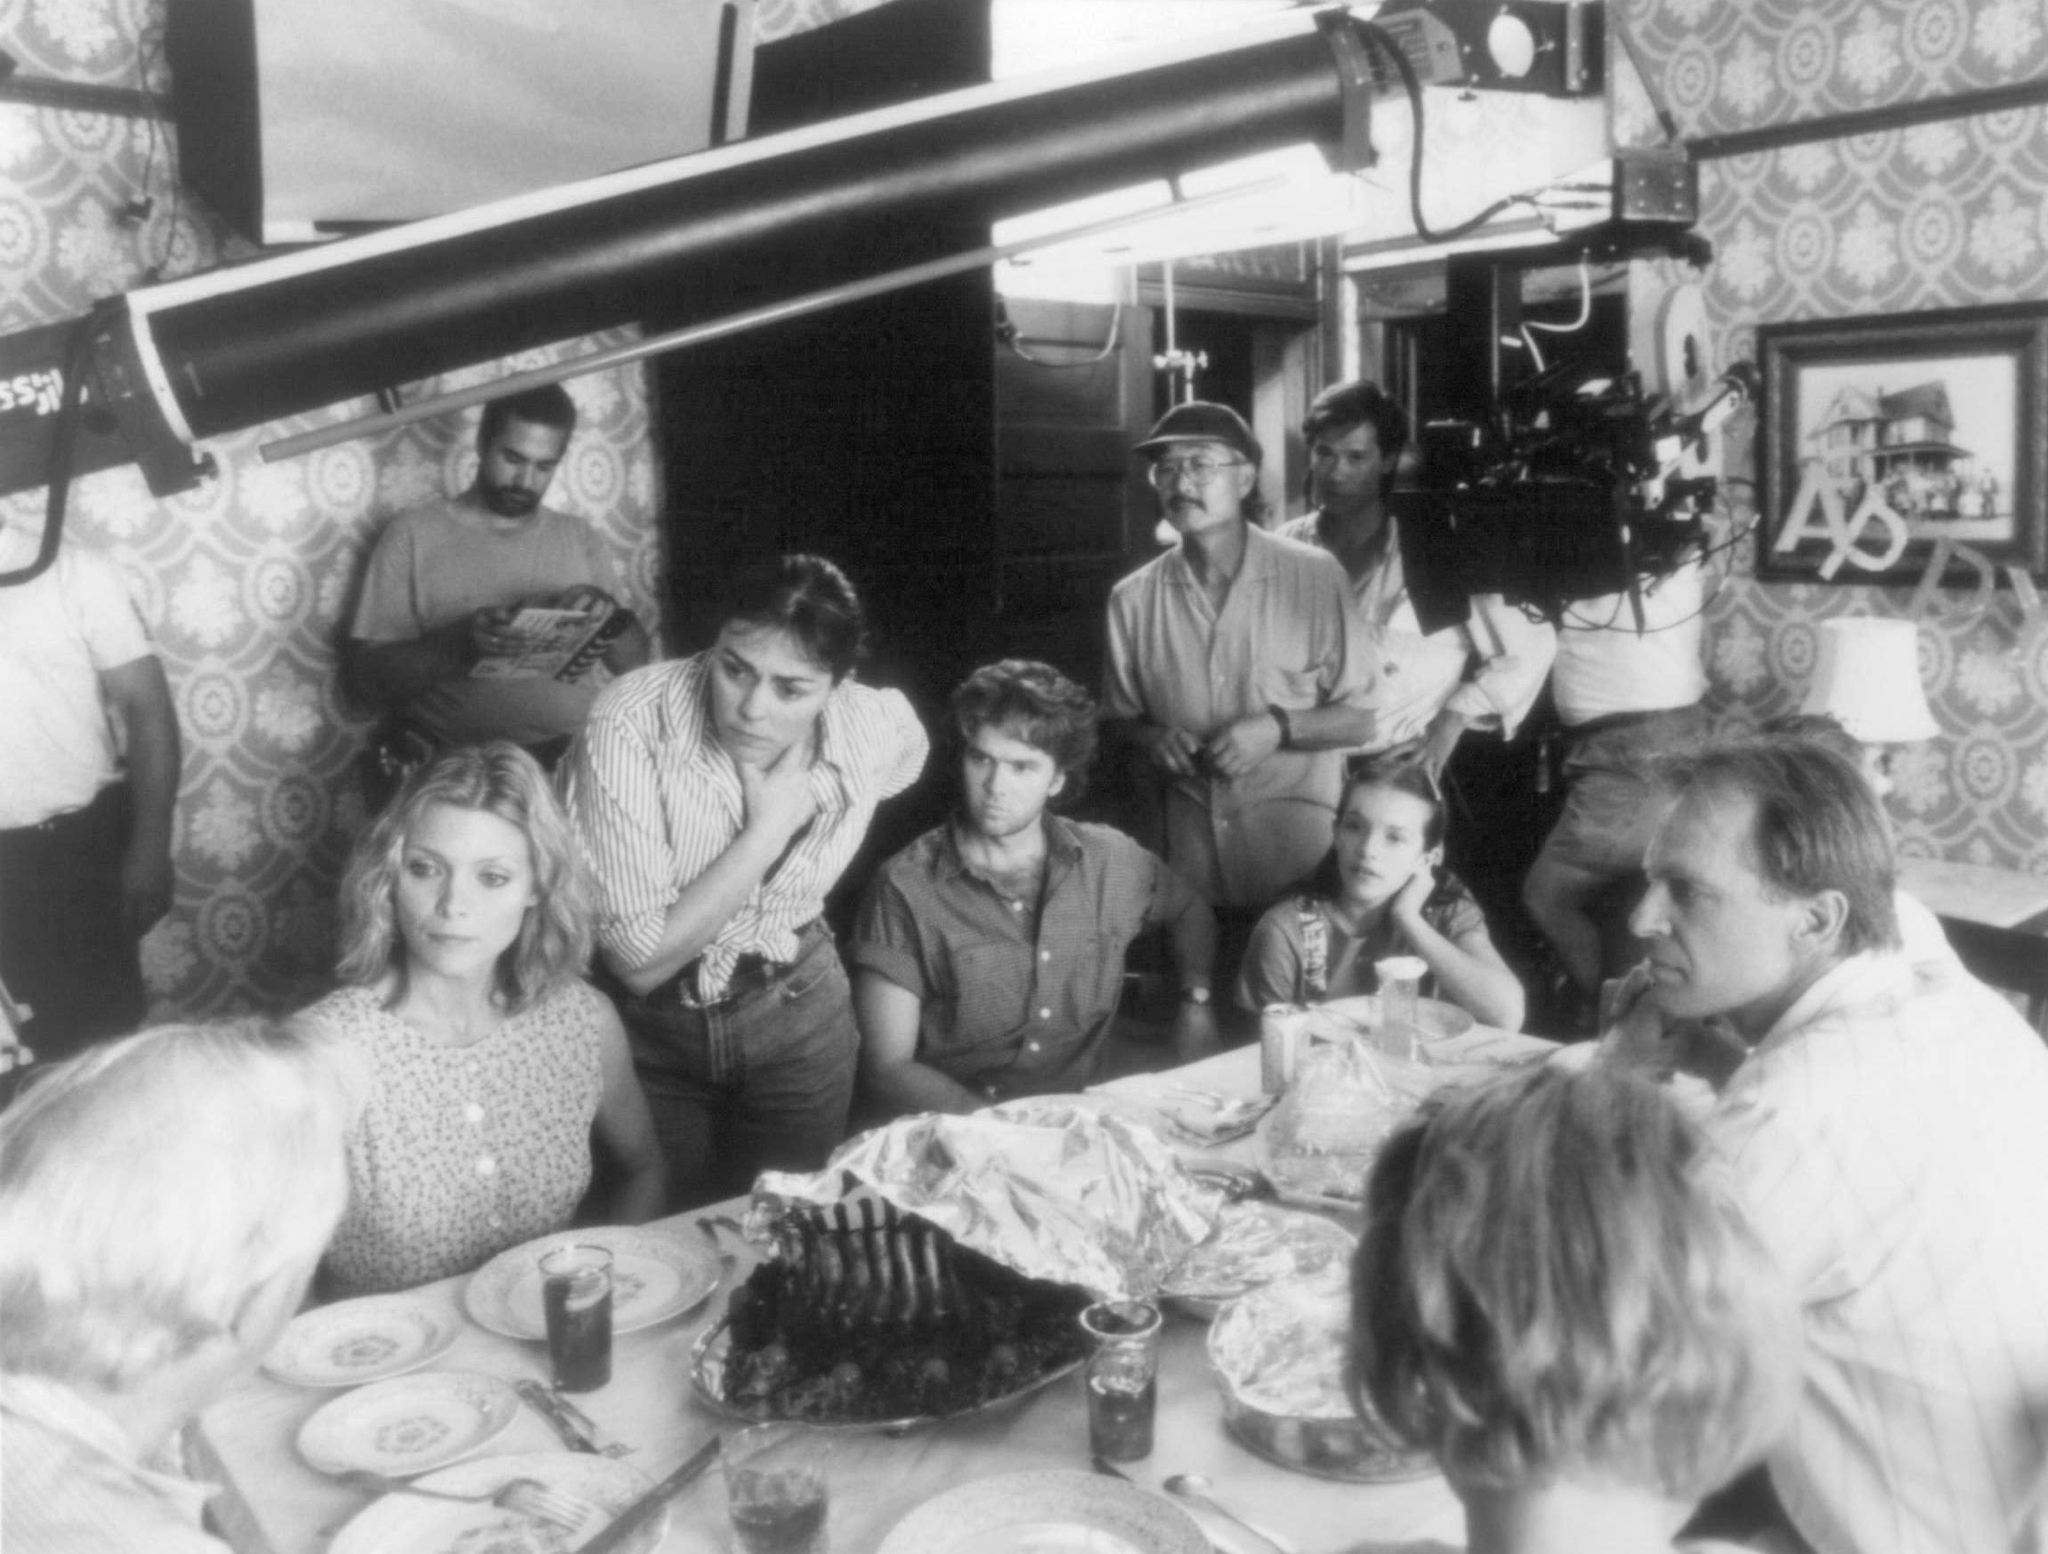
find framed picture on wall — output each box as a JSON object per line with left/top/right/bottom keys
{"left": 1757, "top": 302, "right": 2048, "bottom": 584}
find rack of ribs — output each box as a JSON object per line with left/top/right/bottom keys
{"left": 720, "top": 1197, "right": 1091, "bottom": 1421}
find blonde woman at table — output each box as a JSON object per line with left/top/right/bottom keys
{"left": 1349, "top": 1063, "right": 1801, "bottom": 1554}
{"left": 1234, "top": 758, "right": 1524, "bottom": 1029}
{"left": 0, "top": 1019, "right": 351, "bottom": 1554}
{"left": 302, "top": 743, "right": 666, "bottom": 1298}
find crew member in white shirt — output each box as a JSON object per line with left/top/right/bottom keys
{"left": 0, "top": 529, "right": 181, "bottom": 1061}
{"left": 1603, "top": 734, "right": 2048, "bottom": 1554}
{"left": 1522, "top": 554, "right": 1710, "bottom": 1008}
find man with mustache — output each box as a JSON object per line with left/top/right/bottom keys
{"left": 348, "top": 384, "right": 649, "bottom": 795}
{"left": 1102, "top": 401, "right": 1375, "bottom": 985}
{"left": 1604, "top": 734, "right": 2048, "bottom": 1554}
{"left": 852, "top": 659, "right": 1218, "bottom": 1115}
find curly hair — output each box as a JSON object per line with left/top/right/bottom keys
{"left": 1349, "top": 1063, "right": 1798, "bottom": 1503}
{"left": 950, "top": 659, "right": 1099, "bottom": 804}
{"left": 336, "top": 742, "right": 592, "bottom": 1009}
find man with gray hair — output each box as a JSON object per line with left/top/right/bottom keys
{"left": 0, "top": 1019, "right": 353, "bottom": 1552}
{"left": 1605, "top": 735, "right": 2048, "bottom": 1554}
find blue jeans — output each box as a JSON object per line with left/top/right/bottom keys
{"left": 614, "top": 921, "right": 857, "bottom": 1211}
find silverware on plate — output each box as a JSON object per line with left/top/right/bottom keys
{"left": 515, "top": 1379, "right": 633, "bottom": 1458}
{"left": 571, "top": 1435, "right": 721, "bottom": 1554}
{"left": 337, "top": 1470, "right": 595, "bottom": 1530}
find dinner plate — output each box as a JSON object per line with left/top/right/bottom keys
{"left": 329, "top": 1452, "right": 667, "bottom": 1554}
{"left": 689, "top": 1315, "right": 1082, "bottom": 1433}
{"left": 262, "top": 1293, "right": 459, "bottom": 1388}
{"left": 464, "top": 1226, "right": 720, "bottom": 1340}
{"left": 297, "top": 1370, "right": 520, "bottom": 1478}
{"left": 875, "top": 1470, "right": 1207, "bottom": 1554}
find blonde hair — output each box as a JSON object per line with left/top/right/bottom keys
{"left": 1350, "top": 1063, "right": 1798, "bottom": 1502}
{"left": 337, "top": 741, "right": 593, "bottom": 1009}
{"left": 0, "top": 1020, "right": 353, "bottom": 1391}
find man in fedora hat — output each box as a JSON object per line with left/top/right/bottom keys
{"left": 1102, "top": 401, "right": 1375, "bottom": 984}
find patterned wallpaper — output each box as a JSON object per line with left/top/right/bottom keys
{"left": 1618, "top": 0, "right": 2048, "bottom": 876}
{"left": 0, "top": 0, "right": 673, "bottom": 1019}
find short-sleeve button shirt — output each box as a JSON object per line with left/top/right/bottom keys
{"left": 850, "top": 816, "right": 1196, "bottom": 1100}
{"left": 1102, "top": 525, "right": 1375, "bottom": 908}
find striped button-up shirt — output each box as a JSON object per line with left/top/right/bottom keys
{"left": 563, "top": 654, "right": 928, "bottom": 1002}
{"left": 1708, "top": 951, "right": 2048, "bottom": 1554}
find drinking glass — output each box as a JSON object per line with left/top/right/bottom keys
{"left": 1374, "top": 955, "right": 1427, "bottom": 1061}
{"left": 539, "top": 1243, "right": 613, "bottom": 1393}
{"left": 1080, "top": 1299, "right": 1161, "bottom": 1461}
{"left": 724, "top": 1425, "right": 831, "bottom": 1554}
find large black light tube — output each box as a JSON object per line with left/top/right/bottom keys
{"left": 99, "top": 9, "right": 1372, "bottom": 468}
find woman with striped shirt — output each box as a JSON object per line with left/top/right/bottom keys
{"left": 563, "top": 554, "right": 928, "bottom": 1209}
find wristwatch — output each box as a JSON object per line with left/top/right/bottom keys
{"left": 1181, "top": 985, "right": 1213, "bottom": 1006}
{"left": 1267, "top": 703, "right": 1295, "bottom": 750}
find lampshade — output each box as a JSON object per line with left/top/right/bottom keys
{"left": 1800, "top": 617, "right": 1939, "bottom": 744}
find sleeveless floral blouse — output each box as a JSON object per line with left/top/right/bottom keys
{"left": 307, "top": 980, "right": 605, "bottom": 1297}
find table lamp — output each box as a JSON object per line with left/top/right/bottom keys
{"left": 1800, "top": 616, "right": 1939, "bottom": 744}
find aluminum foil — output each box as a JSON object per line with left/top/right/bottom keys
{"left": 752, "top": 1097, "right": 1223, "bottom": 1301}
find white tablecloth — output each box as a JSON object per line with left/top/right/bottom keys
{"left": 192, "top": 1027, "right": 1550, "bottom": 1554}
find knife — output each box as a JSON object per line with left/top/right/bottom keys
{"left": 574, "top": 1436, "right": 722, "bottom": 1554}
{"left": 515, "top": 1380, "right": 601, "bottom": 1454}
{"left": 544, "top": 1384, "right": 633, "bottom": 1457}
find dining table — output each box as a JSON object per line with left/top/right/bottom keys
{"left": 189, "top": 1021, "right": 1555, "bottom": 1554}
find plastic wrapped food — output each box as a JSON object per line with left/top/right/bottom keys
{"left": 1257, "top": 1041, "right": 1431, "bottom": 1206}
{"left": 754, "top": 1099, "right": 1221, "bottom": 1302}
{"left": 1162, "top": 1202, "right": 1356, "bottom": 1317}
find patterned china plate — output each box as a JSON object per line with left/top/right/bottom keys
{"left": 876, "top": 1470, "right": 1207, "bottom": 1554}
{"left": 297, "top": 1369, "right": 521, "bottom": 1478}
{"left": 262, "top": 1293, "right": 459, "bottom": 1388}
{"left": 330, "top": 1451, "right": 669, "bottom": 1554}
{"left": 464, "top": 1226, "right": 721, "bottom": 1341}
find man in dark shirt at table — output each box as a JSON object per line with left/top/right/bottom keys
{"left": 852, "top": 659, "right": 1220, "bottom": 1116}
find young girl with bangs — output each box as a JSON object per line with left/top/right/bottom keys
{"left": 1234, "top": 758, "right": 1524, "bottom": 1030}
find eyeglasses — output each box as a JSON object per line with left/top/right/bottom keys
{"left": 1148, "top": 455, "right": 1245, "bottom": 489}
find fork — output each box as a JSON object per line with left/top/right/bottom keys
{"left": 338, "top": 1471, "right": 597, "bottom": 1531}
